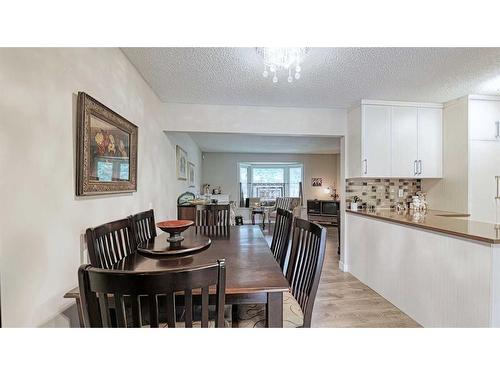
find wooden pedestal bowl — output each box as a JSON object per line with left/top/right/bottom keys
{"left": 156, "top": 220, "right": 194, "bottom": 246}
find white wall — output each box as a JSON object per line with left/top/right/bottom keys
{"left": 202, "top": 152, "right": 339, "bottom": 205}
{"left": 163, "top": 103, "right": 347, "bottom": 136}
{"left": 0, "top": 48, "right": 201, "bottom": 327}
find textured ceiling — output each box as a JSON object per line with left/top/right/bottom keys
{"left": 184, "top": 132, "right": 340, "bottom": 154}
{"left": 122, "top": 48, "right": 500, "bottom": 108}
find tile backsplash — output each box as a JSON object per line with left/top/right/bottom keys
{"left": 345, "top": 178, "right": 422, "bottom": 209}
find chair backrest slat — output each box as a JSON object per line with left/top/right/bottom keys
{"left": 270, "top": 208, "right": 294, "bottom": 272}
{"left": 78, "top": 260, "right": 226, "bottom": 328}
{"left": 285, "top": 218, "right": 326, "bottom": 328}
{"left": 86, "top": 218, "right": 137, "bottom": 269}
{"left": 129, "top": 209, "right": 157, "bottom": 245}
{"left": 196, "top": 205, "right": 230, "bottom": 237}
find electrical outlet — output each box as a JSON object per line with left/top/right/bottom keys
{"left": 398, "top": 189, "right": 404, "bottom": 198}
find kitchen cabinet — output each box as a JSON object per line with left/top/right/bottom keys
{"left": 469, "top": 99, "right": 500, "bottom": 141}
{"left": 347, "top": 100, "right": 443, "bottom": 178}
{"left": 362, "top": 105, "right": 392, "bottom": 177}
{"left": 391, "top": 106, "right": 418, "bottom": 177}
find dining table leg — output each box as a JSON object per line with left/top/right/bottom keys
{"left": 266, "top": 292, "right": 283, "bottom": 328}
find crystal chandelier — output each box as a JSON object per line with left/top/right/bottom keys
{"left": 255, "top": 47, "right": 309, "bottom": 83}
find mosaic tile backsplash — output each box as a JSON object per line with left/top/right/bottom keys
{"left": 345, "top": 178, "right": 422, "bottom": 209}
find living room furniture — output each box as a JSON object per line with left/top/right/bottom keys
{"left": 268, "top": 197, "right": 293, "bottom": 226}
{"left": 307, "top": 199, "right": 341, "bottom": 253}
{"left": 177, "top": 204, "right": 197, "bottom": 222}
{"left": 65, "top": 225, "right": 289, "bottom": 328}
{"left": 251, "top": 207, "right": 266, "bottom": 228}
{"left": 78, "top": 259, "right": 226, "bottom": 328}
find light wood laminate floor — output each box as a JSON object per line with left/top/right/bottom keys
{"left": 262, "top": 224, "right": 420, "bottom": 328}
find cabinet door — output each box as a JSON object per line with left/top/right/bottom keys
{"left": 469, "top": 140, "right": 500, "bottom": 223}
{"left": 469, "top": 99, "right": 500, "bottom": 141}
{"left": 391, "top": 106, "right": 418, "bottom": 177}
{"left": 362, "top": 105, "right": 391, "bottom": 177}
{"left": 418, "top": 107, "right": 443, "bottom": 178}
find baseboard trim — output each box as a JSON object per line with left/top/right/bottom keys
{"left": 339, "top": 260, "right": 349, "bottom": 272}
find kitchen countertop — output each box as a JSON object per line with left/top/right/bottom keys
{"left": 346, "top": 208, "right": 500, "bottom": 244}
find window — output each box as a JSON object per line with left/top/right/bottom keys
{"left": 238, "top": 162, "right": 303, "bottom": 205}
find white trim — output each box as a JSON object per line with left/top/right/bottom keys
{"left": 360, "top": 99, "right": 443, "bottom": 109}
{"left": 339, "top": 260, "right": 349, "bottom": 272}
{"left": 468, "top": 94, "right": 500, "bottom": 102}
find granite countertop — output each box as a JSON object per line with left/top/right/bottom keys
{"left": 346, "top": 208, "right": 500, "bottom": 245}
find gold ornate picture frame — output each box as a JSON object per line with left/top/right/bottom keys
{"left": 76, "top": 92, "right": 138, "bottom": 196}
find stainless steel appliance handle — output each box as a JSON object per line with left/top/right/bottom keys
{"left": 496, "top": 121, "right": 500, "bottom": 139}
{"left": 414, "top": 160, "right": 417, "bottom": 175}
{"left": 363, "top": 159, "right": 367, "bottom": 174}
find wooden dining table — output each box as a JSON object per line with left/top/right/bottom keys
{"left": 64, "top": 225, "right": 290, "bottom": 327}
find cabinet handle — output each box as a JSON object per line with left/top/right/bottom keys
{"left": 414, "top": 160, "right": 418, "bottom": 175}
{"left": 496, "top": 176, "right": 500, "bottom": 200}
{"left": 418, "top": 160, "right": 422, "bottom": 175}
{"left": 496, "top": 121, "right": 500, "bottom": 139}
{"left": 363, "top": 159, "right": 368, "bottom": 174}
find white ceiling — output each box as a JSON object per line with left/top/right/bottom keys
{"left": 183, "top": 132, "right": 340, "bottom": 154}
{"left": 122, "top": 48, "right": 500, "bottom": 108}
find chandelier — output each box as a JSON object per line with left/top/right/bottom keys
{"left": 256, "top": 47, "right": 309, "bottom": 83}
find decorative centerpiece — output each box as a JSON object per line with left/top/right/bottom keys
{"left": 156, "top": 220, "right": 194, "bottom": 246}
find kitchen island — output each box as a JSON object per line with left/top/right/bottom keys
{"left": 345, "top": 208, "right": 500, "bottom": 327}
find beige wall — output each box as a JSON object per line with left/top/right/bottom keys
{"left": 0, "top": 48, "right": 201, "bottom": 327}
{"left": 201, "top": 152, "right": 340, "bottom": 204}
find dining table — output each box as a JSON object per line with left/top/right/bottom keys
{"left": 64, "top": 225, "right": 290, "bottom": 327}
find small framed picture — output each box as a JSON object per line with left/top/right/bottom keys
{"left": 188, "top": 162, "right": 195, "bottom": 187}
{"left": 176, "top": 145, "right": 188, "bottom": 180}
{"left": 311, "top": 177, "right": 323, "bottom": 187}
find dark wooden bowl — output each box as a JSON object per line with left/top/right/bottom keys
{"left": 156, "top": 220, "right": 194, "bottom": 245}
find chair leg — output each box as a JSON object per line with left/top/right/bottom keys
{"left": 231, "top": 305, "right": 239, "bottom": 328}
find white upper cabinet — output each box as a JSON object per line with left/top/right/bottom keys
{"left": 347, "top": 100, "right": 443, "bottom": 178}
{"left": 391, "top": 106, "right": 418, "bottom": 177}
{"left": 417, "top": 107, "right": 443, "bottom": 177}
{"left": 362, "top": 105, "right": 392, "bottom": 177}
{"left": 469, "top": 99, "right": 500, "bottom": 141}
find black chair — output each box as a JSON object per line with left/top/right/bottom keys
{"left": 196, "top": 204, "right": 231, "bottom": 236}
{"left": 78, "top": 260, "right": 226, "bottom": 328}
{"left": 86, "top": 218, "right": 137, "bottom": 269}
{"left": 129, "top": 209, "right": 157, "bottom": 245}
{"left": 286, "top": 218, "right": 327, "bottom": 327}
{"left": 270, "top": 208, "right": 294, "bottom": 272}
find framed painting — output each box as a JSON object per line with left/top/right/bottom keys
{"left": 176, "top": 145, "right": 188, "bottom": 180}
{"left": 188, "top": 162, "right": 195, "bottom": 187}
{"left": 311, "top": 177, "right": 323, "bottom": 187}
{"left": 76, "top": 92, "right": 138, "bottom": 196}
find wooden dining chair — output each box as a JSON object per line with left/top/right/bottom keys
{"left": 268, "top": 197, "right": 293, "bottom": 226}
{"left": 86, "top": 218, "right": 137, "bottom": 269}
{"left": 270, "top": 208, "right": 294, "bottom": 272}
{"left": 285, "top": 218, "right": 327, "bottom": 327}
{"left": 129, "top": 209, "right": 157, "bottom": 245}
{"left": 236, "top": 218, "right": 326, "bottom": 328}
{"left": 196, "top": 204, "right": 231, "bottom": 236}
{"left": 78, "top": 260, "right": 226, "bottom": 328}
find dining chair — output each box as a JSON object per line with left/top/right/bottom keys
{"left": 196, "top": 204, "right": 231, "bottom": 236}
{"left": 236, "top": 218, "right": 326, "bottom": 328}
{"left": 78, "top": 260, "right": 227, "bottom": 328}
{"left": 86, "top": 218, "right": 137, "bottom": 269}
{"left": 270, "top": 208, "right": 294, "bottom": 272}
{"left": 129, "top": 209, "right": 157, "bottom": 245}
{"left": 268, "top": 197, "right": 293, "bottom": 226}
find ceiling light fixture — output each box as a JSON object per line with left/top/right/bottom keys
{"left": 256, "top": 47, "right": 309, "bottom": 84}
